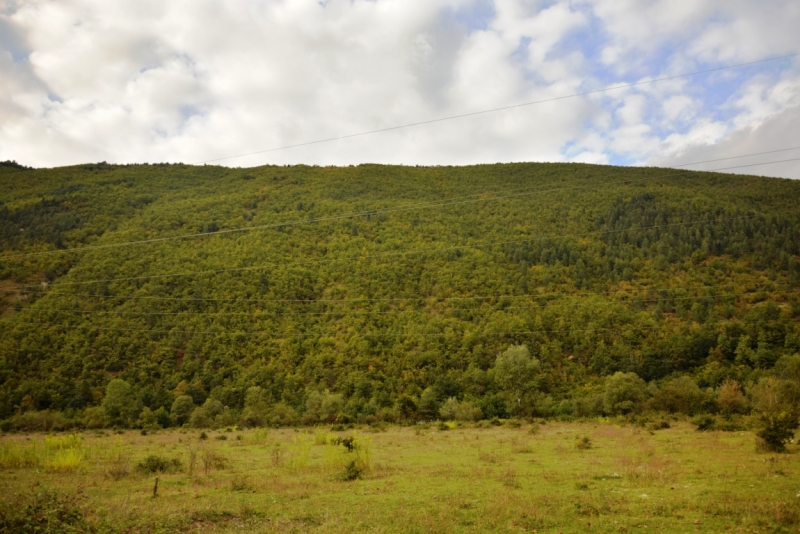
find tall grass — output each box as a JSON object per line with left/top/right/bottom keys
{"left": 0, "top": 434, "right": 85, "bottom": 472}
{"left": 0, "top": 439, "right": 39, "bottom": 468}
{"left": 44, "top": 434, "right": 85, "bottom": 473}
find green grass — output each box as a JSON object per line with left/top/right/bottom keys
{"left": 1, "top": 422, "right": 798, "bottom": 533}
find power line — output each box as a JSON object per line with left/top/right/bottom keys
{"left": 0, "top": 174, "right": 605, "bottom": 260}
{"left": 195, "top": 53, "right": 800, "bottom": 164}
{"left": 24, "top": 299, "right": 786, "bottom": 339}
{"left": 15, "top": 213, "right": 767, "bottom": 290}
{"left": 700, "top": 157, "right": 800, "bottom": 173}
{"left": 22, "top": 279, "right": 788, "bottom": 305}
{"left": 24, "top": 288, "right": 797, "bottom": 319}
{"left": 669, "top": 145, "right": 800, "bottom": 168}
{"left": 2, "top": 149, "right": 796, "bottom": 262}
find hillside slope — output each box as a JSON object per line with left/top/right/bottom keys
{"left": 0, "top": 161, "right": 798, "bottom": 426}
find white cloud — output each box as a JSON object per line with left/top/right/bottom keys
{"left": 0, "top": 0, "right": 797, "bottom": 177}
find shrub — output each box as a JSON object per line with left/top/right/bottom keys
{"left": 646, "top": 420, "right": 670, "bottom": 431}
{"left": 691, "top": 414, "right": 716, "bottom": 431}
{"left": 651, "top": 376, "right": 706, "bottom": 415}
{"left": 339, "top": 459, "right": 364, "bottom": 481}
{"left": 136, "top": 455, "right": 182, "bottom": 474}
{"left": 603, "top": 372, "right": 647, "bottom": 415}
{"left": 774, "top": 354, "right": 800, "bottom": 382}
{"left": 269, "top": 402, "right": 299, "bottom": 427}
{"left": 750, "top": 377, "right": 800, "bottom": 452}
{"left": 102, "top": 379, "right": 136, "bottom": 427}
{"left": 305, "top": 390, "right": 343, "bottom": 423}
{"left": 439, "top": 397, "right": 459, "bottom": 421}
{"left": 170, "top": 396, "right": 195, "bottom": 426}
{"left": 716, "top": 379, "right": 748, "bottom": 415}
{"left": 575, "top": 436, "right": 592, "bottom": 450}
{"left": 240, "top": 387, "right": 269, "bottom": 427}
{"left": 494, "top": 345, "right": 541, "bottom": 416}
{"left": 189, "top": 398, "right": 224, "bottom": 428}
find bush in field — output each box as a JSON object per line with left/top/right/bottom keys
{"left": 8, "top": 410, "right": 69, "bottom": 432}
{"left": 750, "top": 377, "right": 800, "bottom": 452}
{"left": 716, "top": 379, "right": 748, "bottom": 415}
{"left": 137, "top": 407, "right": 157, "bottom": 429}
{"left": 190, "top": 398, "right": 224, "bottom": 428}
{"left": 691, "top": 414, "right": 717, "bottom": 431}
{"left": 269, "top": 402, "right": 299, "bottom": 427}
{"left": 304, "top": 390, "right": 343, "bottom": 424}
{"left": 240, "top": 387, "right": 269, "bottom": 427}
{"left": 395, "top": 395, "right": 417, "bottom": 422}
{"left": 573, "top": 393, "right": 604, "bottom": 417}
{"left": 494, "top": 345, "right": 540, "bottom": 416}
{"left": 603, "top": 372, "right": 647, "bottom": 415}
{"left": 439, "top": 397, "right": 483, "bottom": 422}
{"left": 418, "top": 387, "right": 440, "bottom": 420}
{"left": 651, "top": 376, "right": 707, "bottom": 415}
{"left": 136, "top": 455, "right": 182, "bottom": 474}
{"left": 102, "top": 379, "right": 137, "bottom": 427}
{"left": 170, "top": 395, "right": 195, "bottom": 426}
{"left": 82, "top": 406, "right": 105, "bottom": 429}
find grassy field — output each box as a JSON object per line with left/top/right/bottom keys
{"left": 1, "top": 421, "right": 799, "bottom": 533}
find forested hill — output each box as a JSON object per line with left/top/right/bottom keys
{"left": 0, "top": 161, "right": 799, "bottom": 428}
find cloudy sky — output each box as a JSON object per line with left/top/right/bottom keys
{"left": 1, "top": 0, "right": 799, "bottom": 177}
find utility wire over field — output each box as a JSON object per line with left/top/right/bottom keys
{"left": 196, "top": 53, "right": 800, "bottom": 164}
{"left": 2, "top": 151, "right": 799, "bottom": 263}
{"left": 14, "top": 213, "right": 784, "bottom": 289}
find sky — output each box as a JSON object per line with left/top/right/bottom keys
{"left": 1, "top": 0, "right": 799, "bottom": 178}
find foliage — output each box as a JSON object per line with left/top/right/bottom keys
{"left": 716, "top": 379, "right": 748, "bottom": 415}
{"left": 0, "top": 162, "right": 799, "bottom": 427}
{"left": 750, "top": 377, "right": 800, "bottom": 452}
{"left": 44, "top": 434, "right": 85, "bottom": 473}
{"left": 0, "top": 490, "right": 97, "bottom": 533}
{"left": 136, "top": 454, "right": 182, "bottom": 474}
{"left": 494, "top": 344, "right": 541, "bottom": 415}
{"left": 102, "top": 379, "right": 136, "bottom": 427}
{"left": 603, "top": 372, "right": 647, "bottom": 415}
{"left": 650, "top": 376, "right": 708, "bottom": 415}
{"left": 170, "top": 395, "right": 195, "bottom": 426}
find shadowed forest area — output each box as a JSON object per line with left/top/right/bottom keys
{"left": 0, "top": 161, "right": 799, "bottom": 452}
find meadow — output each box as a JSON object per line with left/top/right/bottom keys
{"left": 1, "top": 421, "right": 798, "bottom": 533}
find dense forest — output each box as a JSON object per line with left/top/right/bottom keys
{"left": 0, "top": 161, "right": 798, "bottom": 442}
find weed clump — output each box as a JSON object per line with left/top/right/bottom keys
{"left": 136, "top": 455, "right": 182, "bottom": 474}
{"left": 691, "top": 414, "right": 716, "bottom": 431}
{"left": 339, "top": 459, "right": 364, "bottom": 481}
{"left": 44, "top": 435, "right": 85, "bottom": 473}
{"left": 576, "top": 436, "right": 593, "bottom": 450}
{"left": 230, "top": 475, "right": 250, "bottom": 491}
{"left": 105, "top": 447, "right": 130, "bottom": 480}
{"left": 201, "top": 450, "right": 228, "bottom": 474}
{"left": 647, "top": 420, "right": 671, "bottom": 431}
{"left": 0, "top": 490, "right": 97, "bottom": 533}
